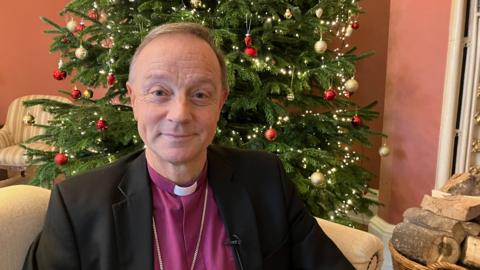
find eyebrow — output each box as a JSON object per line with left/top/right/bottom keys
{"left": 141, "top": 73, "right": 218, "bottom": 91}
{"left": 141, "top": 73, "right": 170, "bottom": 91}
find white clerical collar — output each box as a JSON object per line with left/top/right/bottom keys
{"left": 173, "top": 181, "right": 198, "bottom": 196}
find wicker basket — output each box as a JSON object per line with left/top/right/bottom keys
{"left": 388, "top": 241, "right": 467, "bottom": 270}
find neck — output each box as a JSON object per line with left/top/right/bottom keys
{"left": 145, "top": 149, "right": 206, "bottom": 186}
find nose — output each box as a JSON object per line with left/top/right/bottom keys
{"left": 166, "top": 95, "right": 192, "bottom": 123}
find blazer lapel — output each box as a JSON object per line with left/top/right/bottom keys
{"left": 207, "top": 146, "right": 263, "bottom": 270}
{"left": 112, "top": 152, "right": 154, "bottom": 270}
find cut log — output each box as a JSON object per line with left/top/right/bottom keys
{"left": 462, "top": 221, "right": 480, "bottom": 237}
{"left": 421, "top": 194, "right": 480, "bottom": 221}
{"left": 460, "top": 236, "right": 480, "bottom": 268}
{"left": 441, "top": 173, "right": 480, "bottom": 196}
{"left": 391, "top": 222, "right": 460, "bottom": 265}
{"left": 403, "top": 207, "right": 466, "bottom": 243}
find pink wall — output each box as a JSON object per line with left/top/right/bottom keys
{"left": 350, "top": 0, "right": 390, "bottom": 189}
{"left": 0, "top": 0, "right": 390, "bottom": 190}
{"left": 2, "top": 0, "right": 450, "bottom": 225}
{"left": 0, "top": 0, "right": 71, "bottom": 122}
{"left": 378, "top": 0, "right": 452, "bottom": 224}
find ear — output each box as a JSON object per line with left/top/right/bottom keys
{"left": 126, "top": 82, "right": 137, "bottom": 120}
{"left": 219, "top": 89, "right": 229, "bottom": 108}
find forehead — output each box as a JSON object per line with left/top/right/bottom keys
{"left": 134, "top": 33, "right": 221, "bottom": 78}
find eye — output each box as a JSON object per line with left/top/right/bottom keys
{"left": 193, "top": 91, "right": 208, "bottom": 99}
{"left": 151, "top": 89, "right": 168, "bottom": 97}
{"left": 191, "top": 90, "right": 214, "bottom": 106}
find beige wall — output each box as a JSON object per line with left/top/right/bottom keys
{"left": 378, "top": 0, "right": 452, "bottom": 224}
{"left": 0, "top": 0, "right": 71, "bottom": 122}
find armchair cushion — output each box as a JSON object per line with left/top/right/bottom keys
{"left": 0, "top": 185, "right": 50, "bottom": 270}
{"left": 316, "top": 218, "right": 384, "bottom": 270}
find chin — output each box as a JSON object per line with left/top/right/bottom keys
{"left": 150, "top": 147, "right": 203, "bottom": 165}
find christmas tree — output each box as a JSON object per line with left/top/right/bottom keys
{"left": 24, "top": 0, "right": 382, "bottom": 224}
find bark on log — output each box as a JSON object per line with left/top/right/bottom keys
{"left": 403, "top": 207, "right": 466, "bottom": 243}
{"left": 462, "top": 221, "right": 480, "bottom": 237}
{"left": 392, "top": 222, "right": 461, "bottom": 265}
{"left": 421, "top": 195, "right": 480, "bottom": 221}
{"left": 460, "top": 236, "right": 480, "bottom": 268}
{"left": 441, "top": 173, "right": 480, "bottom": 196}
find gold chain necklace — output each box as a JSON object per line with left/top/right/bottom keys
{"left": 152, "top": 185, "right": 209, "bottom": 270}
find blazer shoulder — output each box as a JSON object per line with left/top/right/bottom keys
{"left": 55, "top": 149, "right": 145, "bottom": 199}
{"left": 209, "top": 144, "right": 280, "bottom": 166}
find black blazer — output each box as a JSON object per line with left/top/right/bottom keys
{"left": 23, "top": 145, "right": 354, "bottom": 270}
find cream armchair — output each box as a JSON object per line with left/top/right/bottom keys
{"left": 316, "top": 218, "right": 384, "bottom": 269}
{"left": 0, "top": 185, "right": 384, "bottom": 270}
{"left": 0, "top": 95, "right": 70, "bottom": 178}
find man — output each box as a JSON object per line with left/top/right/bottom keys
{"left": 23, "top": 23, "right": 354, "bottom": 270}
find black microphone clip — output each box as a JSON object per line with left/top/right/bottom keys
{"left": 224, "top": 234, "right": 242, "bottom": 246}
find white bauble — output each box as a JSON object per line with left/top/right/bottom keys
{"left": 314, "top": 40, "right": 327, "bottom": 54}
{"left": 75, "top": 46, "right": 88, "bottom": 60}
{"left": 66, "top": 19, "right": 77, "bottom": 32}
{"left": 344, "top": 78, "right": 359, "bottom": 93}
{"left": 284, "top": 8, "right": 293, "bottom": 19}
{"left": 345, "top": 25, "right": 354, "bottom": 37}
{"left": 310, "top": 170, "right": 325, "bottom": 186}
{"left": 190, "top": 0, "right": 202, "bottom": 8}
{"left": 315, "top": 8, "right": 323, "bottom": 18}
{"left": 379, "top": 144, "right": 391, "bottom": 157}
{"left": 23, "top": 113, "right": 35, "bottom": 125}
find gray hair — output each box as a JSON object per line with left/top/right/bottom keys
{"left": 128, "top": 22, "right": 228, "bottom": 92}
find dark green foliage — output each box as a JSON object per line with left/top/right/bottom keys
{"left": 25, "top": 0, "right": 383, "bottom": 224}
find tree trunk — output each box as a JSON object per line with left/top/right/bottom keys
{"left": 420, "top": 195, "right": 480, "bottom": 221}
{"left": 392, "top": 222, "right": 461, "bottom": 265}
{"left": 441, "top": 173, "right": 480, "bottom": 196}
{"left": 460, "top": 236, "right": 480, "bottom": 268}
{"left": 403, "top": 207, "right": 466, "bottom": 243}
{"left": 462, "top": 221, "right": 480, "bottom": 237}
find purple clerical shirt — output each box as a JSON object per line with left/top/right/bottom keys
{"left": 148, "top": 163, "right": 237, "bottom": 270}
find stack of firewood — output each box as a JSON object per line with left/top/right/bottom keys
{"left": 391, "top": 173, "right": 480, "bottom": 268}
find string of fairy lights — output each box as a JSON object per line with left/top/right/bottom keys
{"left": 21, "top": 0, "right": 392, "bottom": 223}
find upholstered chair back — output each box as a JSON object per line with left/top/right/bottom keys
{"left": 4, "top": 95, "right": 70, "bottom": 144}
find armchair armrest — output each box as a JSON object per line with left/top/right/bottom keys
{"left": 0, "top": 128, "right": 14, "bottom": 149}
{"left": 316, "top": 218, "right": 384, "bottom": 270}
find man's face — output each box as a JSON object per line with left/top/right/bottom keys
{"left": 127, "top": 33, "right": 228, "bottom": 167}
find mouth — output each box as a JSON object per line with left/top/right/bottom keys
{"left": 161, "top": 133, "right": 195, "bottom": 138}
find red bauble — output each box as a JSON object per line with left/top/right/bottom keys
{"left": 70, "top": 88, "right": 82, "bottom": 99}
{"left": 244, "top": 47, "right": 257, "bottom": 57}
{"left": 264, "top": 127, "right": 278, "bottom": 141}
{"left": 244, "top": 34, "right": 252, "bottom": 47}
{"left": 96, "top": 119, "right": 107, "bottom": 131}
{"left": 352, "top": 115, "right": 362, "bottom": 126}
{"left": 75, "top": 22, "right": 86, "bottom": 32}
{"left": 53, "top": 69, "right": 67, "bottom": 80}
{"left": 351, "top": 22, "right": 360, "bottom": 30}
{"left": 107, "top": 73, "right": 116, "bottom": 86}
{"left": 323, "top": 89, "right": 337, "bottom": 101}
{"left": 87, "top": 9, "right": 98, "bottom": 20}
{"left": 54, "top": 153, "right": 68, "bottom": 166}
